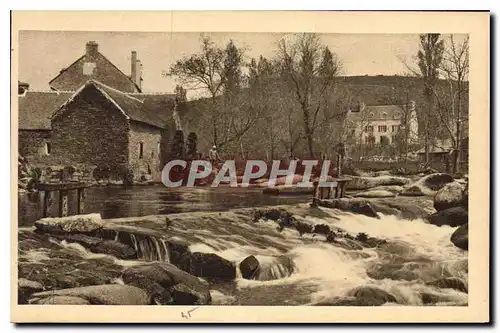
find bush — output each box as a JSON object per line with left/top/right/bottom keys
{"left": 119, "top": 167, "right": 134, "bottom": 186}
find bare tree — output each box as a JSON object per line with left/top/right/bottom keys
{"left": 169, "top": 35, "right": 257, "bottom": 153}
{"left": 276, "top": 33, "right": 341, "bottom": 158}
{"left": 432, "top": 35, "right": 469, "bottom": 173}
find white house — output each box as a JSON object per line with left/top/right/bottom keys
{"left": 344, "top": 102, "right": 419, "bottom": 146}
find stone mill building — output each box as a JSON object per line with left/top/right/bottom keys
{"left": 18, "top": 41, "right": 190, "bottom": 182}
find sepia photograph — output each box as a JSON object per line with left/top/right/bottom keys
{"left": 11, "top": 11, "right": 489, "bottom": 323}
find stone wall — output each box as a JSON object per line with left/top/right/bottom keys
{"left": 128, "top": 121, "right": 162, "bottom": 181}
{"left": 19, "top": 130, "right": 51, "bottom": 157}
{"left": 51, "top": 86, "right": 130, "bottom": 176}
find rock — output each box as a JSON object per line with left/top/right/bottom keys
{"left": 89, "top": 240, "right": 137, "bottom": 260}
{"left": 294, "top": 221, "right": 314, "bottom": 236}
{"left": 346, "top": 175, "right": 411, "bottom": 191}
{"left": 426, "top": 277, "right": 468, "bottom": 293}
{"left": 434, "top": 182, "right": 465, "bottom": 212}
{"left": 52, "top": 234, "right": 103, "bottom": 247}
{"left": 347, "top": 286, "right": 398, "bottom": 306}
{"left": 313, "top": 224, "right": 331, "bottom": 235}
{"left": 18, "top": 278, "right": 44, "bottom": 304}
{"left": 317, "top": 198, "right": 379, "bottom": 219}
{"left": 180, "top": 252, "right": 236, "bottom": 280}
{"left": 352, "top": 190, "right": 396, "bottom": 198}
{"left": 122, "top": 264, "right": 175, "bottom": 304}
{"left": 461, "top": 181, "right": 469, "bottom": 208}
{"left": 400, "top": 185, "right": 425, "bottom": 196}
{"left": 31, "top": 296, "right": 90, "bottom": 305}
{"left": 422, "top": 173, "right": 455, "bottom": 191}
{"left": 427, "top": 206, "right": 468, "bottom": 227}
{"left": 34, "top": 213, "right": 104, "bottom": 234}
{"left": 169, "top": 283, "right": 210, "bottom": 305}
{"left": 122, "top": 262, "right": 210, "bottom": 304}
{"left": 30, "top": 284, "right": 151, "bottom": 305}
{"left": 240, "top": 255, "right": 260, "bottom": 280}
{"left": 253, "top": 208, "right": 285, "bottom": 221}
{"left": 450, "top": 224, "right": 468, "bottom": 250}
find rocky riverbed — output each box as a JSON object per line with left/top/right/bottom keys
{"left": 18, "top": 172, "right": 468, "bottom": 306}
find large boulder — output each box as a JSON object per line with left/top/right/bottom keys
{"left": 426, "top": 277, "right": 468, "bottom": 293}
{"left": 89, "top": 240, "right": 137, "bottom": 260}
{"left": 122, "top": 262, "right": 211, "bottom": 305}
{"left": 434, "top": 182, "right": 465, "bottom": 212}
{"left": 122, "top": 263, "right": 175, "bottom": 304}
{"left": 317, "top": 198, "right": 379, "bottom": 219}
{"left": 450, "top": 224, "right": 468, "bottom": 250}
{"left": 346, "top": 176, "right": 411, "bottom": 191}
{"left": 18, "top": 278, "right": 44, "bottom": 304}
{"left": 239, "top": 255, "right": 260, "bottom": 280}
{"left": 401, "top": 173, "right": 455, "bottom": 197}
{"left": 179, "top": 252, "right": 236, "bottom": 280}
{"left": 422, "top": 173, "right": 455, "bottom": 191}
{"left": 427, "top": 206, "right": 468, "bottom": 227}
{"left": 34, "top": 213, "right": 104, "bottom": 234}
{"left": 30, "top": 284, "right": 151, "bottom": 305}
{"left": 347, "top": 286, "right": 398, "bottom": 306}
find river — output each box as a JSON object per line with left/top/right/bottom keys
{"left": 17, "top": 185, "right": 468, "bottom": 306}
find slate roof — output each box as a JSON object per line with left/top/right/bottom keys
{"left": 18, "top": 91, "right": 74, "bottom": 130}
{"left": 53, "top": 80, "right": 176, "bottom": 129}
{"left": 49, "top": 52, "right": 141, "bottom": 93}
{"left": 346, "top": 104, "right": 409, "bottom": 123}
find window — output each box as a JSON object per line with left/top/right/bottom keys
{"left": 380, "top": 136, "right": 389, "bottom": 146}
{"left": 392, "top": 125, "right": 399, "bottom": 132}
{"left": 45, "top": 142, "right": 51, "bottom": 155}
{"left": 366, "top": 125, "right": 374, "bottom": 133}
{"left": 139, "top": 142, "right": 144, "bottom": 159}
{"left": 157, "top": 142, "right": 161, "bottom": 155}
{"left": 381, "top": 112, "right": 387, "bottom": 119}
{"left": 365, "top": 135, "right": 375, "bottom": 145}
{"left": 378, "top": 125, "right": 387, "bottom": 133}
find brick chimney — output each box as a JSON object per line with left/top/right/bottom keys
{"left": 85, "top": 41, "right": 99, "bottom": 63}
{"left": 131, "top": 51, "right": 142, "bottom": 90}
{"left": 83, "top": 41, "right": 98, "bottom": 76}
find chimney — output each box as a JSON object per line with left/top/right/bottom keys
{"left": 85, "top": 41, "right": 99, "bottom": 63}
{"left": 131, "top": 51, "right": 142, "bottom": 90}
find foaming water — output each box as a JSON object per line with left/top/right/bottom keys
{"left": 176, "top": 207, "right": 467, "bottom": 305}
{"left": 20, "top": 203, "right": 467, "bottom": 306}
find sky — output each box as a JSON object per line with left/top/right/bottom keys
{"left": 17, "top": 31, "right": 454, "bottom": 97}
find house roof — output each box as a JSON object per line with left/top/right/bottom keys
{"left": 18, "top": 91, "right": 74, "bottom": 130}
{"left": 346, "top": 104, "right": 410, "bottom": 123}
{"left": 49, "top": 53, "right": 141, "bottom": 93}
{"left": 53, "top": 80, "right": 175, "bottom": 129}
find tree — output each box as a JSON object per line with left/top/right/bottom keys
{"left": 416, "top": 34, "right": 445, "bottom": 164}
{"left": 432, "top": 35, "right": 469, "bottom": 173}
{"left": 276, "top": 33, "right": 341, "bottom": 158}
